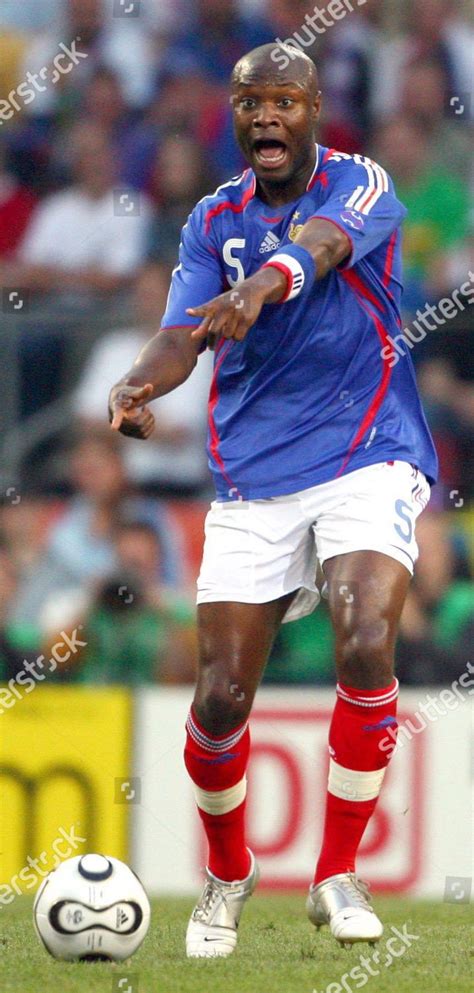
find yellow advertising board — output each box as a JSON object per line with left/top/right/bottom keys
{"left": 0, "top": 686, "right": 132, "bottom": 897}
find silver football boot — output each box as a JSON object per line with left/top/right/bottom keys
{"left": 307, "top": 873, "right": 383, "bottom": 949}
{"left": 186, "top": 850, "right": 259, "bottom": 958}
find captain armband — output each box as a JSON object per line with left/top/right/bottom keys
{"left": 261, "top": 243, "right": 316, "bottom": 302}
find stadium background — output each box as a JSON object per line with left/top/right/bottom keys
{"left": 0, "top": 0, "right": 472, "bottom": 903}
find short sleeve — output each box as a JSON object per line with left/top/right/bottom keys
{"left": 310, "top": 154, "right": 407, "bottom": 269}
{"left": 161, "top": 205, "right": 225, "bottom": 329}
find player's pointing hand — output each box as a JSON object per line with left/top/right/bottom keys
{"left": 109, "top": 382, "right": 155, "bottom": 439}
{"left": 188, "top": 281, "right": 269, "bottom": 345}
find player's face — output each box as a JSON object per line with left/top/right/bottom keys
{"left": 232, "top": 80, "right": 320, "bottom": 184}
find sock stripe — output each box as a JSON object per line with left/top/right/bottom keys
{"left": 186, "top": 711, "right": 248, "bottom": 753}
{"left": 336, "top": 678, "right": 399, "bottom": 708}
{"left": 195, "top": 776, "right": 247, "bottom": 815}
{"left": 328, "top": 759, "right": 386, "bottom": 802}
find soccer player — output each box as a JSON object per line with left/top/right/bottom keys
{"left": 109, "top": 44, "right": 437, "bottom": 958}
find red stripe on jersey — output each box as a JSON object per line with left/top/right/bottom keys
{"left": 341, "top": 267, "right": 385, "bottom": 313}
{"left": 204, "top": 173, "right": 256, "bottom": 236}
{"left": 307, "top": 148, "right": 335, "bottom": 191}
{"left": 322, "top": 147, "right": 337, "bottom": 166}
{"left": 383, "top": 230, "right": 397, "bottom": 287}
{"left": 208, "top": 339, "right": 241, "bottom": 496}
{"left": 336, "top": 270, "right": 392, "bottom": 477}
{"left": 356, "top": 162, "right": 384, "bottom": 214}
{"left": 357, "top": 185, "right": 378, "bottom": 214}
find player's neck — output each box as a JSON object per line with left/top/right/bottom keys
{"left": 254, "top": 149, "right": 317, "bottom": 207}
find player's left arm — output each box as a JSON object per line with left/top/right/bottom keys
{"left": 188, "top": 219, "right": 350, "bottom": 344}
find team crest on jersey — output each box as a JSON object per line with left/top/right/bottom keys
{"left": 340, "top": 209, "right": 365, "bottom": 231}
{"left": 289, "top": 222, "right": 304, "bottom": 241}
{"left": 259, "top": 231, "right": 281, "bottom": 254}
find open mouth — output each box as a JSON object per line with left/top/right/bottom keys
{"left": 253, "top": 139, "right": 289, "bottom": 170}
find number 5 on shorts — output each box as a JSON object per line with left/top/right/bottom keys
{"left": 394, "top": 499, "right": 413, "bottom": 544}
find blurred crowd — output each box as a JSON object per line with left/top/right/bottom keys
{"left": 0, "top": 0, "right": 472, "bottom": 688}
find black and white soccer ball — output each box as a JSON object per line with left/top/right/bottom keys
{"left": 33, "top": 854, "right": 150, "bottom": 961}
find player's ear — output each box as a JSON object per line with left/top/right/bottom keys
{"left": 311, "top": 91, "right": 322, "bottom": 125}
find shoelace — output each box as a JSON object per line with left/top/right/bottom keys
{"left": 342, "top": 874, "right": 373, "bottom": 910}
{"left": 193, "top": 880, "right": 226, "bottom": 923}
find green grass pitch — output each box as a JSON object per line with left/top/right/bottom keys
{"left": 2, "top": 893, "right": 472, "bottom": 992}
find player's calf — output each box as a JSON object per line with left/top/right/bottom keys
{"left": 184, "top": 706, "right": 252, "bottom": 882}
{"left": 308, "top": 674, "right": 398, "bottom": 947}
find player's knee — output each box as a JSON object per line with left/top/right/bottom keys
{"left": 193, "top": 683, "right": 250, "bottom": 736}
{"left": 338, "top": 617, "right": 392, "bottom": 683}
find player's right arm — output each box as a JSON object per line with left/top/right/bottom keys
{"left": 109, "top": 328, "right": 201, "bottom": 438}
{"left": 109, "top": 205, "right": 225, "bottom": 439}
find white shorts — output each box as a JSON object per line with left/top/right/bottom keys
{"left": 197, "top": 461, "right": 431, "bottom": 623}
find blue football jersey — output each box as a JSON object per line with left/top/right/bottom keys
{"left": 162, "top": 145, "right": 438, "bottom": 501}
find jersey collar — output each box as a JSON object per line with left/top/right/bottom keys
{"left": 306, "top": 143, "right": 321, "bottom": 190}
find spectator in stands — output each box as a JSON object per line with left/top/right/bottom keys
{"left": 317, "top": 0, "right": 383, "bottom": 149}
{"left": 149, "top": 55, "right": 246, "bottom": 181}
{"left": 146, "top": 132, "right": 212, "bottom": 269}
{"left": 169, "top": 0, "right": 271, "bottom": 90}
{"left": 46, "top": 520, "right": 197, "bottom": 685}
{"left": 162, "top": 0, "right": 271, "bottom": 177}
{"left": 264, "top": 0, "right": 319, "bottom": 62}
{"left": 74, "top": 264, "right": 213, "bottom": 494}
{"left": 11, "top": 428, "right": 183, "bottom": 630}
{"left": 78, "top": 66, "right": 134, "bottom": 163}
{"left": 374, "top": 114, "right": 470, "bottom": 313}
{"left": 396, "top": 512, "right": 474, "bottom": 683}
{"left": 0, "top": 27, "right": 29, "bottom": 103}
{"left": 19, "top": 0, "right": 155, "bottom": 114}
{"left": 400, "top": 60, "right": 472, "bottom": 184}
{"left": 0, "top": 496, "right": 53, "bottom": 576}
{"left": 0, "top": 139, "right": 37, "bottom": 262}
{"left": 374, "top": 0, "right": 474, "bottom": 123}
{"left": 417, "top": 358, "right": 474, "bottom": 499}
{"left": 50, "top": 65, "right": 146, "bottom": 190}
{"left": 5, "top": 123, "right": 150, "bottom": 308}
{"left": 0, "top": 0, "right": 61, "bottom": 31}
{"left": 118, "top": 65, "right": 215, "bottom": 191}
{"left": 0, "top": 535, "right": 43, "bottom": 680}
{"left": 428, "top": 222, "right": 474, "bottom": 300}
{"left": 0, "top": 542, "right": 22, "bottom": 681}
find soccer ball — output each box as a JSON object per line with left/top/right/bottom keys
{"left": 33, "top": 854, "right": 151, "bottom": 961}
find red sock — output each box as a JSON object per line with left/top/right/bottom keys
{"left": 184, "top": 708, "right": 251, "bottom": 882}
{"left": 314, "top": 678, "right": 399, "bottom": 885}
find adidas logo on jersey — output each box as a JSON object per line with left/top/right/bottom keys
{"left": 259, "top": 231, "right": 281, "bottom": 254}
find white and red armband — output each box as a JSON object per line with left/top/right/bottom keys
{"left": 261, "top": 244, "right": 316, "bottom": 302}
